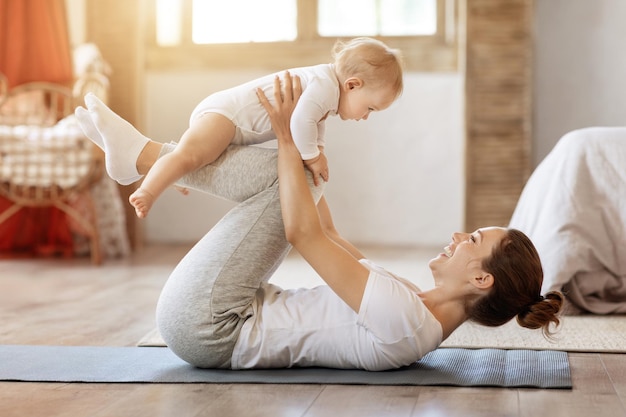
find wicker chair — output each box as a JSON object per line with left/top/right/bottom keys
{"left": 0, "top": 74, "right": 107, "bottom": 264}
{"left": 73, "top": 72, "right": 110, "bottom": 108}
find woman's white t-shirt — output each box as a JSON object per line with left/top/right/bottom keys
{"left": 231, "top": 259, "right": 443, "bottom": 371}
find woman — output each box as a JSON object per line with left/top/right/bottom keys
{"left": 75, "top": 75, "right": 563, "bottom": 371}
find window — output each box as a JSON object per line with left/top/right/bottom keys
{"left": 191, "top": 0, "right": 297, "bottom": 44}
{"left": 147, "top": 0, "right": 458, "bottom": 72}
{"left": 317, "top": 0, "right": 437, "bottom": 37}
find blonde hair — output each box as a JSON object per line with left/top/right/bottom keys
{"left": 332, "top": 37, "right": 404, "bottom": 99}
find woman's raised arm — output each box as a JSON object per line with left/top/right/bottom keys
{"left": 256, "top": 73, "right": 369, "bottom": 312}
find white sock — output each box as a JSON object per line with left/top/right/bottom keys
{"left": 75, "top": 106, "right": 104, "bottom": 150}
{"left": 84, "top": 93, "right": 148, "bottom": 185}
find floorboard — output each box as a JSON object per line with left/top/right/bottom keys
{"left": 0, "top": 245, "right": 623, "bottom": 417}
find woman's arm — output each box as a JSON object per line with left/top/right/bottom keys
{"left": 257, "top": 73, "right": 369, "bottom": 313}
{"left": 317, "top": 196, "right": 366, "bottom": 260}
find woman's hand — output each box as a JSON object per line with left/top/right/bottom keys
{"left": 256, "top": 71, "right": 302, "bottom": 144}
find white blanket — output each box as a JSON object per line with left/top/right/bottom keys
{"left": 509, "top": 127, "right": 626, "bottom": 314}
{"left": 0, "top": 117, "right": 92, "bottom": 188}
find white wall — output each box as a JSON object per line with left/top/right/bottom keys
{"left": 533, "top": 0, "right": 626, "bottom": 166}
{"left": 66, "top": 0, "right": 626, "bottom": 246}
{"left": 143, "top": 71, "right": 465, "bottom": 247}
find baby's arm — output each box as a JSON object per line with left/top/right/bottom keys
{"left": 290, "top": 79, "right": 335, "bottom": 185}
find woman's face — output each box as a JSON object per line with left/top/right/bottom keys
{"left": 428, "top": 227, "right": 508, "bottom": 283}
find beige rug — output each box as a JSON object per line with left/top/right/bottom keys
{"left": 441, "top": 315, "right": 626, "bottom": 353}
{"left": 138, "top": 315, "right": 626, "bottom": 353}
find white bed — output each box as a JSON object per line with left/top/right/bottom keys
{"left": 509, "top": 127, "right": 626, "bottom": 314}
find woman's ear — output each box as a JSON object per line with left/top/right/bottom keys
{"left": 472, "top": 273, "right": 494, "bottom": 290}
{"left": 344, "top": 77, "right": 364, "bottom": 90}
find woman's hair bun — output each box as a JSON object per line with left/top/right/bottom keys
{"left": 516, "top": 291, "right": 564, "bottom": 336}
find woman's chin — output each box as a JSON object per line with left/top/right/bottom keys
{"left": 427, "top": 256, "right": 440, "bottom": 269}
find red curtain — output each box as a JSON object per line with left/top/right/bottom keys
{"left": 0, "top": 0, "right": 73, "bottom": 88}
{"left": 0, "top": 0, "right": 75, "bottom": 258}
{"left": 0, "top": 198, "right": 74, "bottom": 259}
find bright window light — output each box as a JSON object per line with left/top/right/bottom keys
{"left": 191, "top": 0, "right": 297, "bottom": 44}
{"left": 318, "top": 0, "right": 437, "bottom": 37}
{"left": 156, "top": 0, "right": 182, "bottom": 46}
{"left": 156, "top": 0, "right": 439, "bottom": 46}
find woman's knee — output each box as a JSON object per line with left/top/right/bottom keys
{"left": 156, "top": 304, "right": 237, "bottom": 368}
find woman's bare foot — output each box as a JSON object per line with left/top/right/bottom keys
{"left": 129, "top": 188, "right": 155, "bottom": 218}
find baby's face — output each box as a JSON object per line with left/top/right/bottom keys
{"left": 337, "top": 84, "right": 396, "bottom": 121}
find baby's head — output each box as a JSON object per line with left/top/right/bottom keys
{"left": 332, "top": 37, "right": 404, "bottom": 121}
{"left": 332, "top": 37, "right": 404, "bottom": 100}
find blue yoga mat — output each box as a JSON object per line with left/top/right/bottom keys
{"left": 0, "top": 345, "right": 571, "bottom": 388}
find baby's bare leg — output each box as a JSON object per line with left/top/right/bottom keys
{"left": 129, "top": 113, "right": 235, "bottom": 218}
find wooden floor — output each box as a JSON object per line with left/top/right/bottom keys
{"left": 1, "top": 245, "right": 624, "bottom": 417}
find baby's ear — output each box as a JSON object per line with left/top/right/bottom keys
{"left": 344, "top": 77, "right": 364, "bottom": 90}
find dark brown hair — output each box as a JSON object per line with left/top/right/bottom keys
{"left": 468, "top": 229, "right": 564, "bottom": 337}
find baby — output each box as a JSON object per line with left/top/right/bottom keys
{"left": 77, "top": 37, "right": 404, "bottom": 218}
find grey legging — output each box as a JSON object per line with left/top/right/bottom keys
{"left": 156, "top": 143, "right": 323, "bottom": 368}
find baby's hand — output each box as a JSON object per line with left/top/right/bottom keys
{"left": 304, "top": 152, "right": 329, "bottom": 186}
